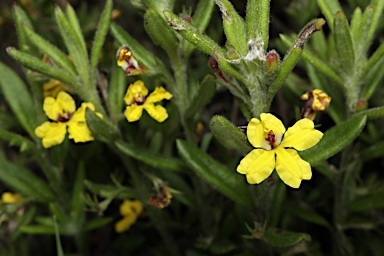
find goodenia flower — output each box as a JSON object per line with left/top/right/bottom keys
{"left": 300, "top": 89, "right": 331, "bottom": 120}
{"left": 115, "top": 200, "right": 143, "bottom": 233}
{"left": 237, "top": 113, "right": 323, "bottom": 188}
{"left": 116, "top": 46, "right": 144, "bottom": 75}
{"left": 124, "top": 80, "right": 172, "bottom": 123}
{"left": 1, "top": 192, "right": 23, "bottom": 204}
{"left": 35, "top": 91, "right": 102, "bottom": 148}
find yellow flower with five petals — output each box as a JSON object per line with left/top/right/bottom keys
{"left": 115, "top": 200, "right": 143, "bottom": 233}
{"left": 237, "top": 113, "right": 323, "bottom": 188}
{"left": 35, "top": 91, "right": 102, "bottom": 148}
{"left": 124, "top": 80, "right": 172, "bottom": 122}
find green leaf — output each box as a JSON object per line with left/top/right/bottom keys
{"left": 316, "top": 0, "right": 342, "bottom": 31}
{"left": 185, "top": 75, "right": 216, "bottom": 120}
{"left": 361, "top": 56, "right": 384, "bottom": 100}
{"left": 65, "top": 4, "right": 87, "bottom": 54}
{"left": 334, "top": 11, "right": 355, "bottom": 75}
{"left": 0, "top": 159, "right": 56, "bottom": 203}
{"left": 20, "top": 225, "right": 56, "bottom": 234}
{"left": 86, "top": 109, "right": 120, "bottom": 143}
{"left": 115, "top": 140, "right": 185, "bottom": 172}
{"left": 217, "top": 0, "right": 247, "bottom": 56}
{"left": 353, "top": 5, "right": 373, "bottom": 61}
{"left": 84, "top": 217, "right": 113, "bottom": 231}
{"left": 0, "top": 128, "right": 35, "bottom": 152}
{"left": 23, "top": 25, "right": 77, "bottom": 76}
{"left": 90, "top": 0, "right": 113, "bottom": 78}
{"left": 53, "top": 216, "right": 64, "bottom": 256}
{"left": 209, "top": 115, "right": 252, "bottom": 155}
{"left": 350, "top": 7, "right": 362, "bottom": 40}
{"left": 367, "top": 0, "right": 384, "bottom": 48}
{"left": 246, "top": 0, "right": 270, "bottom": 49}
{"left": 361, "top": 44, "right": 384, "bottom": 81}
{"left": 361, "top": 140, "right": 384, "bottom": 161}
{"left": 300, "top": 115, "right": 367, "bottom": 165}
{"left": 0, "top": 62, "right": 38, "bottom": 137}
{"left": 12, "top": 5, "right": 33, "bottom": 52}
{"left": 286, "top": 204, "right": 332, "bottom": 229}
{"left": 176, "top": 139, "right": 253, "bottom": 208}
{"left": 348, "top": 191, "right": 384, "bottom": 212}
{"left": 71, "top": 162, "right": 85, "bottom": 221}
{"left": 6, "top": 47, "right": 83, "bottom": 95}
{"left": 108, "top": 64, "right": 126, "bottom": 123}
{"left": 84, "top": 180, "right": 135, "bottom": 199}
{"left": 110, "top": 22, "right": 158, "bottom": 70}
{"left": 279, "top": 34, "right": 343, "bottom": 86}
{"left": 353, "top": 106, "right": 384, "bottom": 120}
{"left": 144, "top": 9, "right": 179, "bottom": 60}
{"left": 263, "top": 228, "right": 311, "bottom": 247}
{"left": 270, "top": 19, "right": 325, "bottom": 95}
{"left": 55, "top": 6, "right": 90, "bottom": 90}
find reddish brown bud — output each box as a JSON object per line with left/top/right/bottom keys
{"left": 182, "top": 16, "right": 192, "bottom": 23}
{"left": 356, "top": 99, "right": 367, "bottom": 111}
{"left": 209, "top": 57, "right": 230, "bottom": 82}
{"left": 265, "top": 50, "right": 280, "bottom": 73}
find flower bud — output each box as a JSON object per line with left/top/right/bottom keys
{"left": 300, "top": 89, "right": 331, "bottom": 120}
{"left": 265, "top": 50, "right": 280, "bottom": 73}
{"left": 356, "top": 99, "right": 367, "bottom": 111}
{"left": 209, "top": 57, "right": 230, "bottom": 83}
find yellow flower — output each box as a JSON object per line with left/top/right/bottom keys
{"left": 237, "top": 113, "right": 323, "bottom": 188}
{"left": 35, "top": 91, "right": 102, "bottom": 148}
{"left": 300, "top": 89, "right": 331, "bottom": 120}
{"left": 1, "top": 192, "right": 23, "bottom": 204}
{"left": 116, "top": 46, "right": 144, "bottom": 75}
{"left": 115, "top": 200, "right": 143, "bottom": 233}
{"left": 43, "top": 79, "right": 69, "bottom": 98}
{"left": 124, "top": 80, "right": 172, "bottom": 123}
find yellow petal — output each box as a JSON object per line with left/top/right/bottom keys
{"left": 237, "top": 149, "right": 275, "bottom": 184}
{"left": 114, "top": 215, "right": 137, "bottom": 233}
{"left": 35, "top": 121, "right": 67, "bottom": 148}
{"left": 1, "top": 192, "right": 23, "bottom": 204}
{"left": 67, "top": 121, "right": 94, "bottom": 143}
{"left": 146, "top": 87, "right": 173, "bottom": 103}
{"left": 260, "top": 113, "right": 286, "bottom": 135}
{"left": 246, "top": 118, "right": 266, "bottom": 148}
{"left": 144, "top": 103, "right": 169, "bottom": 122}
{"left": 43, "top": 91, "right": 75, "bottom": 121}
{"left": 71, "top": 102, "right": 96, "bottom": 123}
{"left": 124, "top": 80, "right": 148, "bottom": 105}
{"left": 43, "top": 79, "right": 67, "bottom": 98}
{"left": 279, "top": 118, "right": 323, "bottom": 151}
{"left": 275, "top": 148, "right": 311, "bottom": 188}
{"left": 120, "top": 200, "right": 143, "bottom": 216}
{"left": 125, "top": 105, "right": 143, "bottom": 122}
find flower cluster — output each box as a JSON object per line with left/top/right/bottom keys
{"left": 114, "top": 200, "right": 143, "bottom": 233}
{"left": 301, "top": 89, "right": 331, "bottom": 120}
{"left": 237, "top": 113, "right": 323, "bottom": 188}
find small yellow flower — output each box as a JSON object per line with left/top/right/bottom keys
{"left": 124, "top": 80, "right": 172, "bottom": 123}
{"left": 43, "top": 79, "right": 69, "bottom": 98}
{"left": 1, "top": 192, "right": 23, "bottom": 204}
{"left": 116, "top": 46, "right": 144, "bottom": 75}
{"left": 300, "top": 89, "right": 331, "bottom": 120}
{"left": 115, "top": 200, "right": 143, "bottom": 233}
{"left": 35, "top": 91, "right": 102, "bottom": 148}
{"left": 149, "top": 184, "right": 173, "bottom": 209}
{"left": 237, "top": 113, "right": 323, "bottom": 188}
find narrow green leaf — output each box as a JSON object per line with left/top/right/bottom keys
{"left": 361, "top": 44, "right": 384, "bottom": 81}
{"left": 86, "top": 110, "right": 120, "bottom": 143}
{"left": 0, "top": 128, "right": 35, "bottom": 152}
{"left": 84, "top": 217, "right": 113, "bottom": 231}
{"left": 115, "top": 140, "right": 185, "bottom": 172}
{"left": 110, "top": 22, "right": 163, "bottom": 72}
{"left": 185, "top": 75, "right": 216, "bottom": 120}
{"left": 316, "top": 0, "right": 342, "bottom": 31}
{"left": 350, "top": 7, "right": 362, "bottom": 40}
{"left": 270, "top": 19, "right": 325, "bottom": 95}
{"left": 353, "top": 6, "right": 373, "bottom": 61}
{"left": 55, "top": 7, "right": 90, "bottom": 90}
{"left": 176, "top": 139, "right": 253, "bottom": 208}
{"left": 361, "top": 56, "right": 384, "bottom": 100}
{"left": 71, "top": 162, "right": 85, "bottom": 221}
{"left": 246, "top": 0, "right": 270, "bottom": 49}
{"left": 209, "top": 115, "right": 252, "bottom": 155}
{"left": 279, "top": 34, "right": 343, "bottom": 86}
{"left": 0, "top": 62, "right": 38, "bottom": 137}
{"left": 65, "top": 4, "right": 87, "bottom": 54}
{"left": 367, "top": 0, "right": 384, "bottom": 48}
{"left": 13, "top": 5, "right": 33, "bottom": 52}
{"left": 53, "top": 216, "right": 64, "bottom": 256}
{"left": 163, "top": 11, "right": 226, "bottom": 57}
{"left": 90, "top": 0, "right": 113, "bottom": 78}
{"left": 334, "top": 11, "right": 355, "bottom": 75}
{"left": 300, "top": 115, "right": 367, "bottom": 165}
{"left": 217, "top": 0, "right": 247, "bottom": 56}
{"left": 353, "top": 106, "right": 384, "bottom": 120}
{"left": 20, "top": 225, "right": 56, "bottom": 234}
{"left": 84, "top": 180, "right": 135, "bottom": 199}
{"left": 49, "top": 204, "right": 68, "bottom": 223}
{"left": 0, "top": 159, "right": 56, "bottom": 203}
{"left": 144, "top": 9, "right": 179, "bottom": 59}
{"left": 348, "top": 191, "right": 384, "bottom": 212}
{"left": 108, "top": 64, "right": 126, "bottom": 123}
{"left": 6, "top": 48, "right": 83, "bottom": 95}
{"left": 263, "top": 228, "right": 311, "bottom": 247}
{"left": 23, "top": 25, "right": 77, "bottom": 76}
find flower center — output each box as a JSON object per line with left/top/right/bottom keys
{"left": 131, "top": 94, "right": 146, "bottom": 106}
{"left": 266, "top": 130, "right": 277, "bottom": 148}
{"left": 57, "top": 111, "right": 72, "bottom": 122}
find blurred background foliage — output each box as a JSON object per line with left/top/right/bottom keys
{"left": 0, "top": 0, "right": 384, "bottom": 255}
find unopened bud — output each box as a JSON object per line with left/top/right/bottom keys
{"left": 300, "top": 89, "right": 331, "bottom": 120}
{"left": 182, "top": 16, "right": 192, "bottom": 23}
{"left": 209, "top": 57, "right": 230, "bottom": 82}
{"left": 116, "top": 46, "right": 145, "bottom": 76}
{"left": 265, "top": 50, "right": 280, "bottom": 73}
{"left": 356, "top": 99, "right": 367, "bottom": 111}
